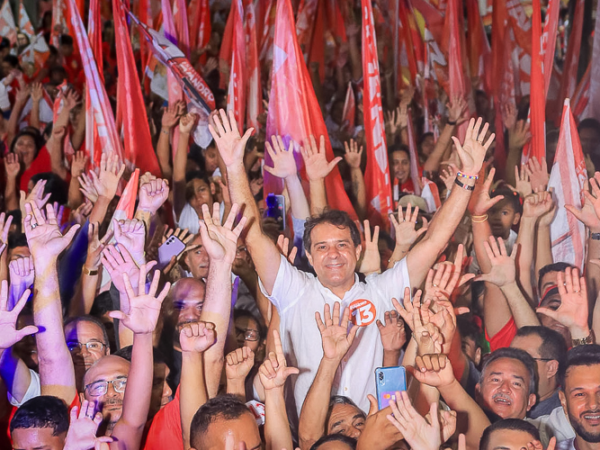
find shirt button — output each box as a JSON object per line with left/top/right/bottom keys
{"left": 344, "top": 387, "right": 348, "bottom": 391}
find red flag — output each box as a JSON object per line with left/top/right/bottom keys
{"left": 259, "top": 0, "right": 275, "bottom": 63}
{"left": 542, "top": 0, "right": 560, "bottom": 98}
{"left": 173, "top": 0, "right": 190, "bottom": 58}
{"left": 548, "top": 100, "right": 587, "bottom": 270}
{"left": 51, "top": 0, "right": 66, "bottom": 48}
{"left": 113, "top": 0, "right": 161, "bottom": 177}
{"left": 245, "top": 0, "right": 263, "bottom": 132}
{"left": 128, "top": 8, "right": 216, "bottom": 148}
{"left": 341, "top": 82, "right": 355, "bottom": 134}
{"left": 573, "top": 61, "right": 591, "bottom": 121}
{"left": 18, "top": 33, "right": 50, "bottom": 79}
{"left": 226, "top": 0, "right": 246, "bottom": 131}
{"left": 0, "top": 1, "right": 16, "bottom": 45}
{"left": 506, "top": 0, "right": 532, "bottom": 98}
{"left": 136, "top": 0, "right": 153, "bottom": 70}
{"left": 406, "top": 109, "right": 422, "bottom": 196}
{"left": 362, "top": 0, "right": 393, "bottom": 228}
{"left": 586, "top": 0, "right": 600, "bottom": 121}
{"left": 398, "top": 0, "right": 424, "bottom": 85}
{"left": 219, "top": 4, "right": 234, "bottom": 90}
{"left": 558, "top": 0, "right": 584, "bottom": 113}
{"left": 410, "top": 0, "right": 443, "bottom": 43}
{"left": 114, "top": 169, "right": 140, "bottom": 221}
{"left": 296, "top": 0, "right": 318, "bottom": 59}
{"left": 66, "top": 0, "right": 121, "bottom": 171}
{"left": 88, "top": 0, "right": 103, "bottom": 82}
{"left": 18, "top": 2, "right": 34, "bottom": 40}
{"left": 466, "top": 0, "right": 491, "bottom": 93}
{"left": 307, "top": 0, "right": 325, "bottom": 82}
{"left": 189, "top": 0, "right": 211, "bottom": 64}
{"left": 524, "top": 0, "right": 545, "bottom": 163}
{"left": 265, "top": 0, "right": 356, "bottom": 220}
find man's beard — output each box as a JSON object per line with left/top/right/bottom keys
{"left": 570, "top": 412, "right": 600, "bottom": 443}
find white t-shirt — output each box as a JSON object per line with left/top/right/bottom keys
{"left": 259, "top": 255, "right": 411, "bottom": 415}
{"left": 527, "top": 405, "right": 576, "bottom": 449}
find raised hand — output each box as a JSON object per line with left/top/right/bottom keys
{"left": 113, "top": 219, "right": 146, "bottom": 262}
{"left": 300, "top": 135, "right": 342, "bottom": 181}
{"left": 502, "top": 102, "right": 518, "bottom": 130}
{"left": 423, "top": 245, "right": 473, "bottom": 303}
{"left": 525, "top": 157, "right": 549, "bottom": 192}
{"left": 390, "top": 203, "right": 428, "bottom": 249}
{"left": 71, "top": 151, "right": 88, "bottom": 178}
{"left": 0, "top": 212, "right": 13, "bottom": 255}
{"left": 9, "top": 256, "right": 34, "bottom": 289}
{"left": 513, "top": 164, "right": 532, "bottom": 198}
{"left": 226, "top": 347, "right": 255, "bottom": 383}
{"left": 0, "top": 280, "right": 37, "bottom": 350}
{"left": 162, "top": 227, "right": 194, "bottom": 245}
{"left": 85, "top": 222, "right": 112, "bottom": 271}
{"left": 109, "top": 263, "right": 170, "bottom": 334}
{"left": 316, "top": 302, "right": 359, "bottom": 362}
{"left": 508, "top": 120, "right": 531, "bottom": 150}
{"left": 440, "top": 163, "right": 458, "bottom": 193}
{"left": 179, "top": 113, "right": 197, "bottom": 135}
{"left": 393, "top": 290, "right": 442, "bottom": 355}
{"left": 64, "top": 89, "right": 81, "bottom": 111}
{"left": 276, "top": 234, "right": 298, "bottom": 264}
{"left": 387, "top": 392, "right": 442, "bottom": 450}
{"left": 24, "top": 179, "right": 51, "bottom": 210}
{"left": 258, "top": 330, "right": 299, "bottom": 391}
{"left": 536, "top": 268, "right": 590, "bottom": 339}
{"left": 198, "top": 202, "right": 247, "bottom": 265}
{"left": 447, "top": 95, "right": 468, "bottom": 126}
{"left": 208, "top": 109, "right": 254, "bottom": 168}
{"left": 89, "top": 153, "right": 125, "bottom": 201}
{"left": 78, "top": 172, "right": 99, "bottom": 204}
{"left": 24, "top": 202, "right": 80, "bottom": 260}
{"left": 358, "top": 220, "right": 381, "bottom": 275}
{"left": 264, "top": 135, "right": 298, "bottom": 180}
{"left": 566, "top": 177, "right": 600, "bottom": 232}
{"left": 412, "top": 353, "right": 456, "bottom": 388}
{"left": 137, "top": 177, "right": 169, "bottom": 215}
{"left": 522, "top": 192, "right": 554, "bottom": 221}
{"left": 474, "top": 237, "right": 518, "bottom": 287}
{"left": 101, "top": 244, "right": 140, "bottom": 295}
{"left": 15, "top": 85, "right": 31, "bottom": 105}
{"left": 344, "top": 139, "right": 364, "bottom": 169}
{"left": 5, "top": 153, "right": 20, "bottom": 179}
{"left": 468, "top": 167, "right": 503, "bottom": 216}
{"left": 161, "top": 101, "right": 185, "bottom": 129}
{"left": 376, "top": 311, "right": 406, "bottom": 354}
{"left": 180, "top": 321, "right": 216, "bottom": 353}
{"left": 63, "top": 400, "right": 113, "bottom": 450}
{"left": 69, "top": 201, "right": 93, "bottom": 226}
{"left": 451, "top": 118, "right": 494, "bottom": 176}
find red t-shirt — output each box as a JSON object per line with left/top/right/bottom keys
{"left": 18, "top": 145, "right": 52, "bottom": 192}
{"left": 143, "top": 386, "right": 182, "bottom": 450}
{"left": 485, "top": 317, "right": 517, "bottom": 352}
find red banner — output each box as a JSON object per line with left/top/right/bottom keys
{"left": 113, "top": 0, "right": 161, "bottom": 177}
{"left": 245, "top": 0, "right": 263, "bottom": 131}
{"left": 341, "top": 82, "right": 355, "bottom": 134}
{"left": 525, "top": 0, "right": 545, "bottom": 163}
{"left": 226, "top": 0, "right": 246, "bottom": 131}
{"left": 88, "top": 0, "right": 103, "bottom": 82}
{"left": 66, "top": 0, "right": 121, "bottom": 171}
{"left": 18, "top": 2, "right": 34, "bottom": 40}
{"left": 542, "top": 0, "right": 559, "bottom": 98}
{"left": 466, "top": 0, "right": 491, "bottom": 94}
{"left": 557, "top": 0, "right": 584, "bottom": 112}
{"left": 362, "top": 0, "right": 393, "bottom": 228}
{"left": 173, "top": 0, "right": 190, "bottom": 58}
{"left": 296, "top": 0, "right": 318, "bottom": 59}
{"left": 189, "top": 0, "right": 211, "bottom": 65}
{"left": 265, "top": 0, "right": 356, "bottom": 219}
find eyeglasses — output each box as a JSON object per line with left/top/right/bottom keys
{"left": 235, "top": 327, "right": 260, "bottom": 342}
{"left": 85, "top": 377, "right": 128, "bottom": 397}
{"left": 67, "top": 341, "right": 106, "bottom": 353}
{"left": 532, "top": 357, "right": 555, "bottom": 362}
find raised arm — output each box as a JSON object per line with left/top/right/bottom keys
{"left": 259, "top": 330, "right": 299, "bottom": 450}
{"left": 475, "top": 236, "right": 541, "bottom": 329}
{"left": 263, "top": 135, "right": 311, "bottom": 221}
{"left": 173, "top": 113, "right": 195, "bottom": 221}
{"left": 198, "top": 202, "right": 247, "bottom": 397}
{"left": 210, "top": 110, "right": 282, "bottom": 295}
{"left": 7, "top": 85, "right": 31, "bottom": 147}
{"left": 29, "top": 82, "right": 43, "bottom": 131}
{"left": 179, "top": 321, "right": 215, "bottom": 450}
{"left": 157, "top": 101, "right": 185, "bottom": 181}
{"left": 67, "top": 151, "right": 87, "bottom": 209}
{"left": 298, "top": 302, "right": 358, "bottom": 450}
{"left": 83, "top": 152, "right": 125, "bottom": 226}
{"left": 388, "top": 204, "right": 428, "bottom": 268}
{"left": 109, "top": 265, "right": 170, "bottom": 450}
{"left": 344, "top": 139, "right": 366, "bottom": 220}
{"left": 4, "top": 153, "right": 21, "bottom": 212}
{"left": 407, "top": 118, "right": 495, "bottom": 287}
{"left": 25, "top": 202, "right": 80, "bottom": 404}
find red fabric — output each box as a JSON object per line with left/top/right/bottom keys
{"left": 557, "top": 0, "right": 584, "bottom": 113}
{"left": 143, "top": 387, "right": 182, "bottom": 450}
{"left": 485, "top": 317, "right": 517, "bottom": 352}
{"left": 226, "top": 0, "right": 246, "bottom": 131}
{"left": 245, "top": 0, "right": 263, "bottom": 132}
{"left": 173, "top": 0, "right": 191, "bottom": 58}
{"left": 19, "top": 145, "right": 52, "bottom": 192}
{"left": 362, "top": 0, "right": 393, "bottom": 230}
{"left": 219, "top": 5, "right": 234, "bottom": 90}
{"left": 466, "top": 0, "right": 491, "bottom": 94}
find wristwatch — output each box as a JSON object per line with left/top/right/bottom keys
{"left": 572, "top": 330, "right": 595, "bottom": 347}
{"left": 82, "top": 266, "right": 99, "bottom": 276}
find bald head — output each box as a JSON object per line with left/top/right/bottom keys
{"left": 167, "top": 277, "right": 206, "bottom": 329}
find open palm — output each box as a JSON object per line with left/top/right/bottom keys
{"left": 199, "top": 203, "right": 247, "bottom": 265}
{"left": 316, "top": 302, "right": 358, "bottom": 361}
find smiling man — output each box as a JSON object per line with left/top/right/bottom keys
{"left": 558, "top": 345, "right": 600, "bottom": 450}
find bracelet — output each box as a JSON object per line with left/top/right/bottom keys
{"left": 471, "top": 214, "right": 488, "bottom": 223}
{"left": 454, "top": 177, "right": 475, "bottom": 191}
{"left": 161, "top": 128, "right": 170, "bottom": 135}
{"left": 447, "top": 119, "right": 457, "bottom": 126}
{"left": 591, "top": 232, "right": 600, "bottom": 241}
{"left": 572, "top": 330, "right": 595, "bottom": 347}
{"left": 457, "top": 171, "right": 479, "bottom": 180}
{"left": 83, "top": 266, "right": 99, "bottom": 276}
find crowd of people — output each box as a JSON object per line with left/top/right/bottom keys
{"left": 2, "top": 0, "right": 600, "bottom": 450}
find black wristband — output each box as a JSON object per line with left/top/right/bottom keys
{"left": 454, "top": 177, "right": 475, "bottom": 191}
{"left": 591, "top": 233, "right": 600, "bottom": 241}
{"left": 447, "top": 119, "right": 457, "bottom": 126}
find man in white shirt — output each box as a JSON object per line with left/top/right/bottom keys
{"left": 210, "top": 110, "right": 492, "bottom": 414}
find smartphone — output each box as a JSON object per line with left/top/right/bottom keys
{"left": 264, "top": 193, "right": 285, "bottom": 231}
{"left": 375, "top": 366, "right": 407, "bottom": 410}
{"left": 157, "top": 235, "right": 187, "bottom": 270}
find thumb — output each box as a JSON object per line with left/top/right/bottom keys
{"left": 472, "top": 274, "right": 490, "bottom": 283}
{"left": 565, "top": 205, "right": 584, "bottom": 222}
{"left": 367, "top": 394, "right": 378, "bottom": 416}
{"left": 284, "top": 367, "right": 300, "bottom": 377}
{"left": 17, "top": 325, "right": 39, "bottom": 340}
{"left": 263, "top": 165, "right": 277, "bottom": 176}
{"left": 328, "top": 157, "right": 343, "bottom": 171}
{"left": 108, "top": 310, "right": 127, "bottom": 321}
{"left": 62, "top": 224, "right": 81, "bottom": 244}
